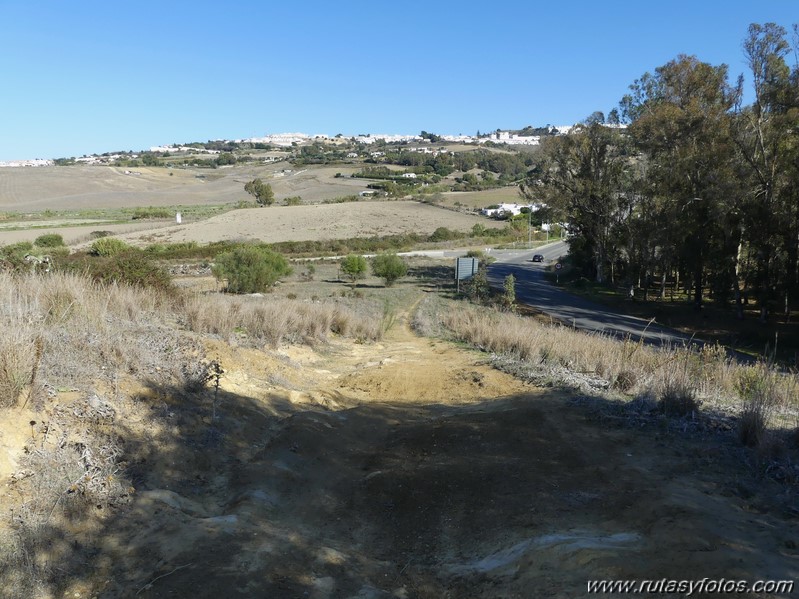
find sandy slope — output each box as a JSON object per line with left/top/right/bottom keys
{"left": 21, "top": 309, "right": 791, "bottom": 598}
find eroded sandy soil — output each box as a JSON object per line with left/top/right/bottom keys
{"left": 2, "top": 312, "right": 798, "bottom": 598}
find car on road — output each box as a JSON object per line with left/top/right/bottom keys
{"left": 530, "top": 254, "right": 544, "bottom": 263}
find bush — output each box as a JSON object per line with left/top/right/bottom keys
{"left": 244, "top": 179, "right": 275, "bottom": 206}
{"left": 57, "top": 252, "right": 174, "bottom": 292}
{"left": 502, "top": 274, "right": 516, "bottom": 311}
{"left": 658, "top": 378, "right": 699, "bottom": 416}
{"left": 90, "top": 230, "right": 114, "bottom": 239}
{"left": 89, "top": 237, "right": 129, "bottom": 257}
{"left": 212, "top": 245, "right": 292, "bottom": 293}
{"left": 131, "top": 207, "right": 172, "bottom": 220}
{"left": 429, "top": 227, "right": 460, "bottom": 242}
{"left": 284, "top": 196, "right": 303, "bottom": 206}
{"left": 0, "top": 242, "right": 36, "bottom": 271}
{"left": 371, "top": 253, "right": 408, "bottom": 287}
{"left": 737, "top": 366, "right": 779, "bottom": 448}
{"left": 340, "top": 254, "right": 368, "bottom": 286}
{"left": 33, "top": 233, "right": 65, "bottom": 248}
{"left": 3, "top": 241, "right": 32, "bottom": 254}
{"left": 463, "top": 264, "right": 489, "bottom": 301}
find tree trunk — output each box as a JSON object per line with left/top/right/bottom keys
{"left": 595, "top": 248, "right": 605, "bottom": 284}
{"left": 734, "top": 239, "right": 744, "bottom": 319}
{"left": 693, "top": 262, "right": 703, "bottom": 309}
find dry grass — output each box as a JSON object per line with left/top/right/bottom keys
{"left": 735, "top": 364, "right": 790, "bottom": 448}
{"left": 0, "top": 272, "right": 187, "bottom": 393}
{"left": 183, "top": 293, "right": 384, "bottom": 346}
{"left": 416, "top": 295, "right": 799, "bottom": 424}
{"left": 0, "top": 393, "right": 133, "bottom": 599}
{"left": 0, "top": 270, "right": 391, "bottom": 597}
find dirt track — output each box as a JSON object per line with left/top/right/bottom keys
{"left": 72, "top": 311, "right": 798, "bottom": 598}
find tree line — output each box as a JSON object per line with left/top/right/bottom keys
{"left": 528, "top": 23, "right": 799, "bottom": 322}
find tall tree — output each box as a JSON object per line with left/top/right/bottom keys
{"left": 733, "top": 23, "right": 798, "bottom": 320}
{"left": 530, "top": 122, "right": 629, "bottom": 283}
{"left": 244, "top": 178, "right": 275, "bottom": 206}
{"left": 622, "top": 55, "right": 739, "bottom": 309}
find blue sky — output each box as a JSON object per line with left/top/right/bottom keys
{"left": 0, "top": 1, "right": 796, "bottom": 160}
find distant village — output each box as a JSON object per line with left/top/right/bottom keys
{"left": 0, "top": 125, "right": 629, "bottom": 166}
{"left": 0, "top": 158, "right": 54, "bottom": 168}
{"left": 231, "top": 129, "right": 579, "bottom": 148}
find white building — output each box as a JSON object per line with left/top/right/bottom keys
{"left": 481, "top": 203, "right": 544, "bottom": 218}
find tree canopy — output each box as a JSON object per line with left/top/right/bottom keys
{"left": 244, "top": 179, "right": 275, "bottom": 206}
{"left": 527, "top": 22, "right": 799, "bottom": 321}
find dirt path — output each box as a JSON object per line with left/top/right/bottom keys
{"left": 59, "top": 310, "right": 798, "bottom": 598}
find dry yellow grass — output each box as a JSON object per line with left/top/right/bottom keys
{"left": 417, "top": 295, "right": 799, "bottom": 424}
{"left": 183, "top": 293, "right": 384, "bottom": 346}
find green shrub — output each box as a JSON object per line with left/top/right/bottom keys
{"left": 340, "top": 254, "right": 368, "bottom": 286}
{"left": 103, "top": 252, "right": 174, "bottom": 292}
{"left": 284, "top": 196, "right": 303, "bottom": 206}
{"left": 3, "top": 241, "right": 33, "bottom": 255}
{"left": 212, "top": 245, "right": 292, "bottom": 293}
{"left": 89, "top": 237, "right": 129, "bottom": 257}
{"left": 90, "top": 230, "right": 114, "bottom": 239}
{"left": 48, "top": 246, "right": 70, "bottom": 258}
{"left": 234, "top": 200, "right": 258, "bottom": 209}
{"left": 429, "top": 227, "right": 460, "bottom": 242}
{"left": 131, "top": 207, "right": 172, "bottom": 220}
{"left": 55, "top": 251, "right": 173, "bottom": 292}
{"left": 371, "top": 253, "right": 408, "bottom": 287}
{"left": 502, "top": 273, "right": 516, "bottom": 311}
{"left": 0, "top": 242, "right": 35, "bottom": 271}
{"left": 33, "top": 233, "right": 65, "bottom": 248}
{"left": 144, "top": 241, "right": 199, "bottom": 259}
{"left": 465, "top": 249, "right": 495, "bottom": 264}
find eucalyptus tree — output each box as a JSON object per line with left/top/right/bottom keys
{"left": 621, "top": 55, "right": 740, "bottom": 309}
{"left": 733, "top": 23, "right": 799, "bottom": 320}
{"left": 530, "top": 122, "right": 631, "bottom": 284}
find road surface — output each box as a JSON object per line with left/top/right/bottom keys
{"left": 486, "top": 241, "right": 703, "bottom": 349}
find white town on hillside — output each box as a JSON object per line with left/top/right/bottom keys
{"left": 0, "top": 125, "right": 631, "bottom": 165}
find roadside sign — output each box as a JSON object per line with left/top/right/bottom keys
{"left": 555, "top": 263, "right": 562, "bottom": 270}
{"left": 455, "top": 257, "right": 478, "bottom": 293}
{"left": 455, "top": 257, "right": 478, "bottom": 281}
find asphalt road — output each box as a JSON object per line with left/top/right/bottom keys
{"left": 486, "top": 241, "right": 702, "bottom": 349}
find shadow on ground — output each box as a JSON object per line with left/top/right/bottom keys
{"left": 6, "top": 375, "right": 799, "bottom": 598}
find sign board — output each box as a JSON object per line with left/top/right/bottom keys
{"left": 555, "top": 263, "right": 562, "bottom": 270}
{"left": 455, "top": 257, "right": 479, "bottom": 281}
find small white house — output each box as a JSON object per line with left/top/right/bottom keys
{"left": 401, "top": 172, "right": 417, "bottom": 179}
{"left": 481, "top": 203, "right": 526, "bottom": 218}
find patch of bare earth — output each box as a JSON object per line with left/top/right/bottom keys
{"left": 103, "top": 202, "right": 503, "bottom": 247}
{"left": 28, "top": 310, "right": 792, "bottom": 599}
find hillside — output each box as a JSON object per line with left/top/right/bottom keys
{"left": 0, "top": 265, "right": 796, "bottom": 598}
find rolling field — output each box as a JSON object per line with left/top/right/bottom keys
{"left": 0, "top": 163, "right": 368, "bottom": 212}
{"left": 0, "top": 164, "right": 509, "bottom": 247}
{"left": 100, "top": 201, "right": 505, "bottom": 247}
